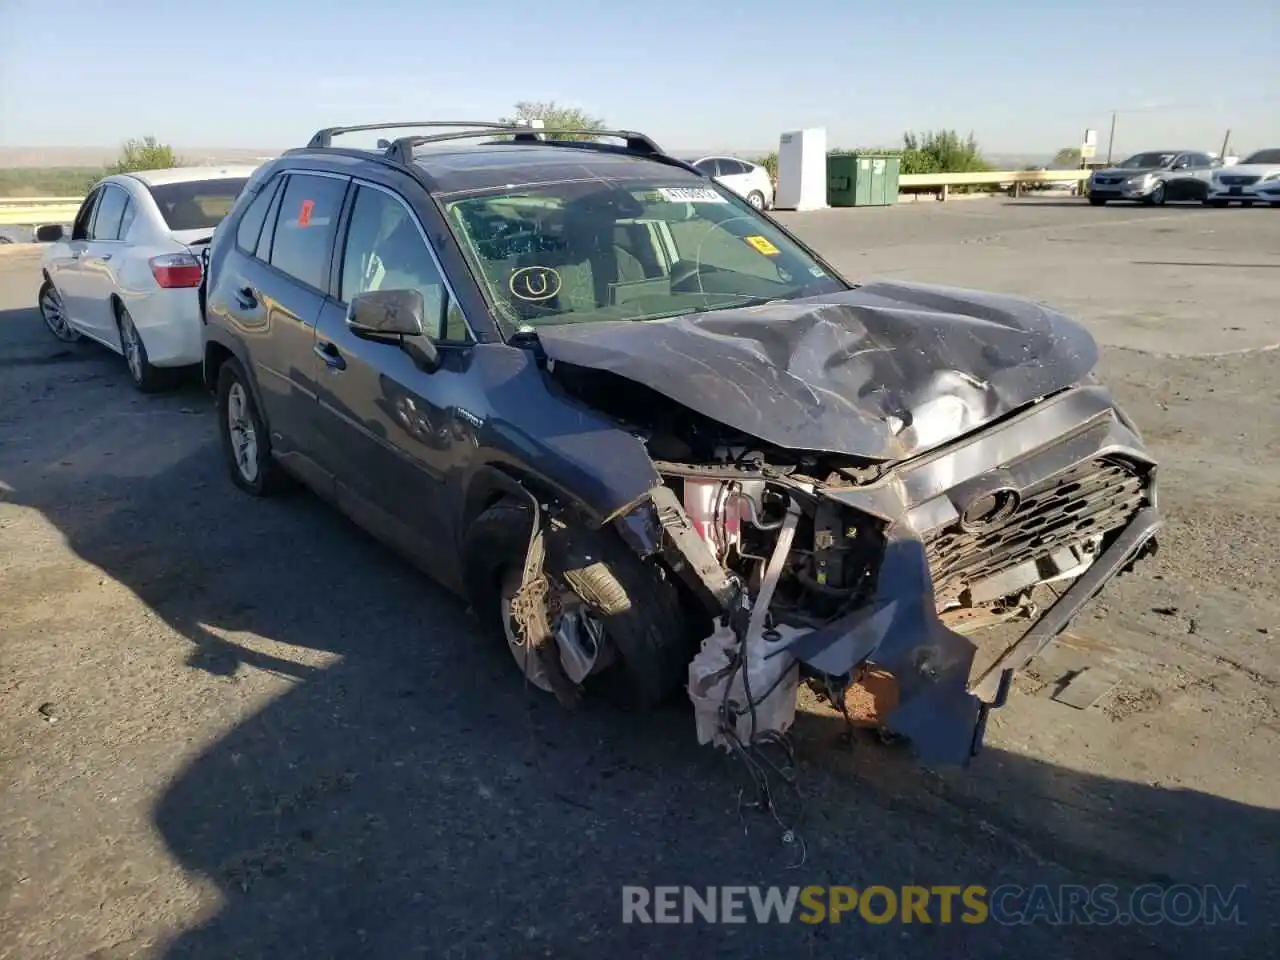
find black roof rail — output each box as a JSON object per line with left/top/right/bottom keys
{"left": 306, "top": 121, "right": 531, "bottom": 150}
{"left": 384, "top": 127, "right": 667, "bottom": 166}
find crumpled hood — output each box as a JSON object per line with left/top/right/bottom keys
{"left": 534, "top": 280, "right": 1099, "bottom": 461}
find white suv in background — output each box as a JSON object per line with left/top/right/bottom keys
{"left": 36, "top": 165, "right": 258, "bottom": 391}
{"left": 690, "top": 156, "right": 775, "bottom": 209}
{"left": 1205, "top": 148, "right": 1280, "bottom": 207}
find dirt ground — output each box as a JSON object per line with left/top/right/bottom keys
{"left": 1, "top": 199, "right": 1277, "bottom": 959}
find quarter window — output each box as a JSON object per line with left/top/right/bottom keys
{"left": 236, "top": 175, "right": 282, "bottom": 253}
{"left": 266, "top": 174, "right": 349, "bottom": 291}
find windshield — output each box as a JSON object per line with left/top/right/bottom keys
{"left": 1242, "top": 149, "right": 1280, "bottom": 165}
{"left": 1117, "top": 152, "right": 1175, "bottom": 169}
{"left": 148, "top": 178, "right": 249, "bottom": 231}
{"left": 442, "top": 180, "right": 845, "bottom": 330}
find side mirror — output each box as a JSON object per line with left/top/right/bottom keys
{"left": 348, "top": 288, "right": 426, "bottom": 338}
{"left": 347, "top": 288, "right": 440, "bottom": 372}
{"left": 36, "top": 224, "right": 65, "bottom": 243}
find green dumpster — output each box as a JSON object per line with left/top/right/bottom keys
{"left": 827, "top": 153, "right": 902, "bottom": 207}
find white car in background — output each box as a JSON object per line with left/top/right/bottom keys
{"left": 1204, "top": 148, "right": 1280, "bottom": 207}
{"left": 37, "top": 165, "right": 258, "bottom": 391}
{"left": 690, "top": 156, "right": 775, "bottom": 209}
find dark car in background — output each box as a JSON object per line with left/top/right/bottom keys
{"left": 1088, "top": 150, "right": 1218, "bottom": 205}
{"left": 200, "top": 121, "right": 1160, "bottom": 766}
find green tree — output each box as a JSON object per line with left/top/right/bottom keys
{"left": 498, "top": 101, "right": 605, "bottom": 141}
{"left": 105, "top": 136, "right": 179, "bottom": 175}
{"left": 899, "top": 129, "right": 988, "bottom": 175}
{"left": 1052, "top": 146, "right": 1082, "bottom": 167}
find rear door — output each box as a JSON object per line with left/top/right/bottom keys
{"left": 222, "top": 170, "right": 351, "bottom": 462}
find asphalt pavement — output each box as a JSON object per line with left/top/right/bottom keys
{"left": 1, "top": 197, "right": 1277, "bottom": 959}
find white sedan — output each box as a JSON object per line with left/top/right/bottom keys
{"left": 689, "top": 156, "right": 775, "bottom": 210}
{"left": 1204, "top": 148, "right": 1280, "bottom": 207}
{"left": 37, "top": 165, "right": 258, "bottom": 391}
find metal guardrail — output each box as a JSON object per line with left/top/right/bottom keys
{"left": 0, "top": 169, "right": 1095, "bottom": 226}
{"left": 0, "top": 197, "right": 83, "bottom": 227}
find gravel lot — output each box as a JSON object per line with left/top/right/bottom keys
{"left": 1, "top": 198, "right": 1277, "bottom": 959}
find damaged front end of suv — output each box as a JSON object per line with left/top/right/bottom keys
{"left": 522, "top": 281, "right": 1160, "bottom": 766}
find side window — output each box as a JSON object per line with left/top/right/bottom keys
{"left": 72, "top": 188, "right": 102, "bottom": 240}
{"left": 267, "top": 173, "right": 349, "bottom": 291}
{"left": 91, "top": 185, "right": 129, "bottom": 240}
{"left": 256, "top": 178, "right": 285, "bottom": 262}
{"left": 720, "top": 159, "right": 750, "bottom": 176}
{"left": 1191, "top": 153, "right": 1213, "bottom": 168}
{"left": 694, "top": 159, "right": 719, "bottom": 177}
{"left": 236, "top": 175, "right": 282, "bottom": 254}
{"left": 339, "top": 185, "right": 462, "bottom": 340}
{"left": 118, "top": 199, "right": 137, "bottom": 240}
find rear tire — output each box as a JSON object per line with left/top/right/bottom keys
{"left": 215, "top": 357, "right": 292, "bottom": 496}
{"left": 746, "top": 190, "right": 766, "bottom": 210}
{"left": 116, "top": 302, "right": 170, "bottom": 393}
{"left": 463, "top": 500, "right": 694, "bottom": 709}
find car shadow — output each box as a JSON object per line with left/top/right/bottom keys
{"left": 0, "top": 305, "right": 1275, "bottom": 959}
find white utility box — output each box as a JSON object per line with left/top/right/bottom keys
{"left": 774, "top": 128, "right": 828, "bottom": 211}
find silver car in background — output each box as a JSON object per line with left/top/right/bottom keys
{"left": 1088, "top": 150, "right": 1218, "bottom": 205}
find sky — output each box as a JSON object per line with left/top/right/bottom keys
{"left": 1, "top": 0, "right": 1277, "bottom": 157}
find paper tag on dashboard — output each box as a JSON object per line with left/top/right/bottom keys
{"left": 657, "top": 186, "right": 728, "bottom": 204}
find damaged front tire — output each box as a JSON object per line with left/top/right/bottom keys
{"left": 463, "top": 500, "right": 693, "bottom": 710}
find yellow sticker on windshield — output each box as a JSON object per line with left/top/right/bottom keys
{"left": 745, "top": 235, "right": 780, "bottom": 256}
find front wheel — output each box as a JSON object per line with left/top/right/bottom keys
{"left": 1144, "top": 182, "right": 1166, "bottom": 206}
{"left": 38, "top": 281, "right": 80, "bottom": 342}
{"left": 215, "top": 358, "right": 292, "bottom": 496}
{"left": 463, "top": 500, "right": 694, "bottom": 710}
{"left": 745, "top": 190, "right": 766, "bottom": 210}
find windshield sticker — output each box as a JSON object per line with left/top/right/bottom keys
{"left": 298, "top": 199, "right": 315, "bottom": 227}
{"left": 744, "top": 235, "right": 781, "bottom": 256}
{"left": 657, "top": 186, "right": 728, "bottom": 204}
{"left": 509, "top": 265, "right": 562, "bottom": 302}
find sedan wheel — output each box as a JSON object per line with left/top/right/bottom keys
{"left": 38, "top": 282, "right": 80, "bottom": 342}
{"left": 116, "top": 304, "right": 167, "bottom": 393}
{"left": 746, "top": 190, "right": 766, "bottom": 210}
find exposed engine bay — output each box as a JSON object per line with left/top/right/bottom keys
{"left": 538, "top": 357, "right": 1161, "bottom": 767}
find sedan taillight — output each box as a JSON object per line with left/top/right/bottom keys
{"left": 150, "top": 253, "right": 203, "bottom": 289}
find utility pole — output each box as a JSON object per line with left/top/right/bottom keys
{"left": 1106, "top": 111, "right": 1117, "bottom": 165}
{"left": 1219, "top": 128, "right": 1232, "bottom": 161}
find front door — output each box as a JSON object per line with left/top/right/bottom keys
{"left": 311, "top": 181, "right": 474, "bottom": 585}
{"left": 76, "top": 183, "right": 132, "bottom": 344}
{"left": 49, "top": 187, "right": 103, "bottom": 332}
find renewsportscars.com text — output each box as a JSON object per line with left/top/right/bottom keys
{"left": 621, "top": 884, "right": 1247, "bottom": 926}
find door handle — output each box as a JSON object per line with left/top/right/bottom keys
{"left": 100, "top": 253, "right": 112, "bottom": 262}
{"left": 234, "top": 286, "right": 258, "bottom": 309}
{"left": 314, "top": 341, "right": 346, "bottom": 370}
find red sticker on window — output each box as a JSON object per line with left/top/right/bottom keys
{"left": 298, "top": 199, "right": 315, "bottom": 227}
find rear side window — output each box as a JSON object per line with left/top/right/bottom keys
{"left": 148, "top": 178, "right": 250, "bottom": 231}
{"left": 266, "top": 174, "right": 349, "bottom": 291}
{"left": 91, "top": 185, "right": 129, "bottom": 240}
{"left": 235, "top": 175, "right": 282, "bottom": 252}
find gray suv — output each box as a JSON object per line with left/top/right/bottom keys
{"left": 200, "top": 121, "right": 1160, "bottom": 766}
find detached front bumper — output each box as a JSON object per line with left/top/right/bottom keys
{"left": 780, "top": 385, "right": 1160, "bottom": 765}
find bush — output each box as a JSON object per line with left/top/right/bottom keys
{"left": 105, "top": 136, "right": 178, "bottom": 174}
{"left": 0, "top": 167, "right": 104, "bottom": 197}
{"left": 899, "top": 130, "right": 988, "bottom": 175}
{"left": 498, "top": 101, "right": 605, "bottom": 141}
